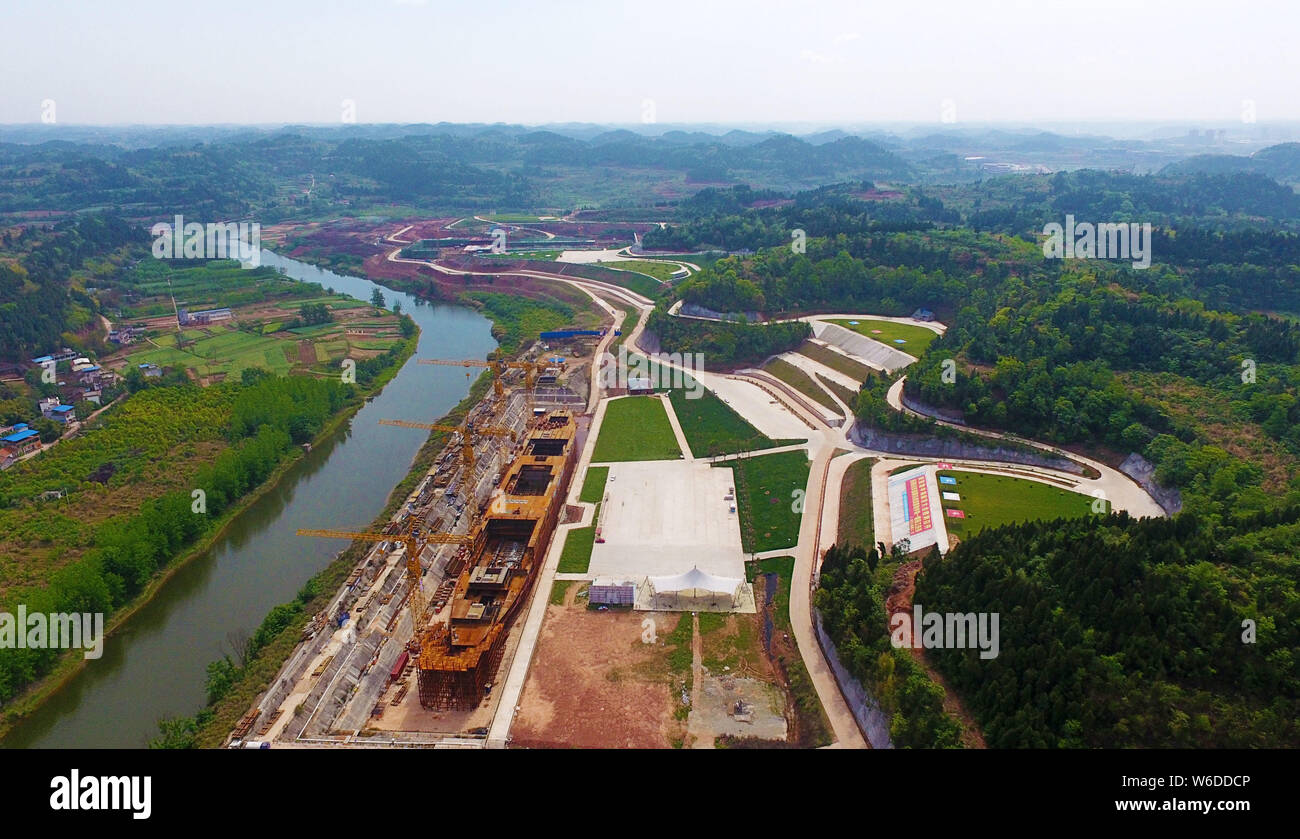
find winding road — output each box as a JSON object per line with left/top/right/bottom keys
{"left": 384, "top": 223, "right": 1168, "bottom": 749}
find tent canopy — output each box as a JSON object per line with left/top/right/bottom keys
{"left": 646, "top": 566, "right": 742, "bottom": 597}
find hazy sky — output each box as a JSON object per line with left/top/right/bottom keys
{"left": 4, "top": 0, "right": 1297, "bottom": 126}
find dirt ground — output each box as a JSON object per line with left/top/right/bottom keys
{"left": 512, "top": 594, "right": 685, "bottom": 749}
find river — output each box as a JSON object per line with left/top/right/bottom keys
{"left": 2, "top": 251, "right": 495, "bottom": 748}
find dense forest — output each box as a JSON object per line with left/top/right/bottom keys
{"left": 916, "top": 511, "right": 1300, "bottom": 747}
{"left": 668, "top": 208, "right": 1300, "bottom": 518}
{"left": 646, "top": 308, "right": 809, "bottom": 368}
{"left": 663, "top": 182, "right": 1300, "bottom": 747}
{"left": 815, "top": 542, "right": 964, "bottom": 748}
{"left": 0, "top": 214, "right": 144, "bottom": 360}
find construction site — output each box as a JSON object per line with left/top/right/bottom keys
{"left": 226, "top": 351, "right": 589, "bottom": 748}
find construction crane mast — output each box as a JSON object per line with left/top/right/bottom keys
{"left": 417, "top": 357, "right": 557, "bottom": 392}
{"left": 377, "top": 418, "right": 515, "bottom": 472}
{"left": 296, "top": 522, "right": 472, "bottom": 643}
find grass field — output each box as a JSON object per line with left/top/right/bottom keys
{"left": 816, "top": 374, "right": 858, "bottom": 410}
{"left": 592, "top": 265, "right": 663, "bottom": 298}
{"left": 830, "top": 318, "right": 939, "bottom": 354}
{"left": 762, "top": 358, "right": 842, "bottom": 414}
{"left": 130, "top": 329, "right": 294, "bottom": 378}
{"left": 557, "top": 514, "right": 599, "bottom": 574}
{"left": 579, "top": 466, "right": 609, "bottom": 504}
{"left": 603, "top": 259, "right": 684, "bottom": 282}
{"left": 549, "top": 580, "right": 577, "bottom": 606}
{"left": 837, "top": 458, "right": 876, "bottom": 548}
{"left": 480, "top": 213, "right": 550, "bottom": 223}
{"left": 481, "top": 250, "right": 563, "bottom": 261}
{"left": 463, "top": 291, "right": 574, "bottom": 354}
{"left": 795, "top": 341, "right": 873, "bottom": 382}
{"left": 937, "top": 470, "right": 1107, "bottom": 538}
{"left": 723, "top": 449, "right": 810, "bottom": 553}
{"left": 666, "top": 383, "right": 804, "bottom": 458}
{"left": 591, "top": 396, "right": 682, "bottom": 462}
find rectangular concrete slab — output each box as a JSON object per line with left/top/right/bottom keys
{"left": 588, "top": 460, "right": 748, "bottom": 581}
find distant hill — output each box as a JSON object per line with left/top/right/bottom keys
{"left": 1162, "top": 142, "right": 1300, "bottom": 182}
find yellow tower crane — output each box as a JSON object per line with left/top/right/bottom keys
{"left": 376, "top": 418, "right": 516, "bottom": 472}
{"left": 296, "top": 523, "right": 473, "bottom": 642}
{"left": 417, "top": 357, "right": 556, "bottom": 394}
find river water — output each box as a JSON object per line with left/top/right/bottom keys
{"left": 3, "top": 251, "right": 495, "bottom": 748}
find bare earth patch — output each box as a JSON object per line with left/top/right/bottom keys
{"left": 513, "top": 605, "right": 682, "bottom": 748}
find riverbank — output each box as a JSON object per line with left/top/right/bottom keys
{"left": 0, "top": 329, "right": 418, "bottom": 744}
{"left": 181, "top": 372, "right": 494, "bottom": 748}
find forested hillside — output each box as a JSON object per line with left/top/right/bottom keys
{"left": 0, "top": 214, "right": 144, "bottom": 360}
{"left": 916, "top": 511, "right": 1300, "bottom": 747}
{"left": 663, "top": 182, "right": 1300, "bottom": 747}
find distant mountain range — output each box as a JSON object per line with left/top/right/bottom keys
{"left": 1162, "top": 142, "right": 1300, "bottom": 183}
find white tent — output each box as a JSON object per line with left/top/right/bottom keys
{"left": 640, "top": 566, "right": 744, "bottom": 609}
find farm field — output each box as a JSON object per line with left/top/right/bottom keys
{"left": 591, "top": 396, "right": 682, "bottom": 463}
{"left": 722, "top": 449, "right": 810, "bottom": 552}
{"left": 116, "top": 260, "right": 321, "bottom": 319}
{"left": 124, "top": 319, "right": 402, "bottom": 381}
{"left": 110, "top": 259, "right": 405, "bottom": 382}
{"left": 936, "top": 470, "right": 1107, "bottom": 538}
{"left": 829, "top": 318, "right": 939, "bottom": 355}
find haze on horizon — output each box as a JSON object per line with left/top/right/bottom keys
{"left": 3, "top": 0, "right": 1298, "bottom": 128}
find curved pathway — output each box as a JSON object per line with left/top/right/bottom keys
{"left": 383, "top": 230, "right": 1166, "bottom": 748}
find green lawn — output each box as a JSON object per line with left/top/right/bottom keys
{"left": 557, "top": 508, "right": 599, "bottom": 574}
{"left": 816, "top": 374, "right": 858, "bottom": 409}
{"left": 591, "top": 396, "right": 682, "bottom": 462}
{"left": 721, "top": 449, "right": 810, "bottom": 553}
{"left": 579, "top": 465, "right": 609, "bottom": 504}
{"left": 837, "top": 458, "right": 876, "bottom": 548}
{"left": 936, "top": 470, "right": 1107, "bottom": 539}
{"left": 602, "top": 259, "right": 684, "bottom": 282}
{"left": 762, "top": 358, "right": 842, "bottom": 414}
{"left": 592, "top": 265, "right": 663, "bottom": 298}
{"left": 666, "top": 382, "right": 804, "bottom": 459}
{"left": 481, "top": 250, "right": 563, "bottom": 261}
{"left": 549, "top": 580, "right": 577, "bottom": 606}
{"left": 829, "top": 318, "right": 940, "bottom": 355}
{"left": 795, "top": 340, "right": 873, "bottom": 382}
{"left": 480, "top": 213, "right": 549, "bottom": 223}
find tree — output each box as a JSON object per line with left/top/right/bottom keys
{"left": 370, "top": 288, "right": 386, "bottom": 309}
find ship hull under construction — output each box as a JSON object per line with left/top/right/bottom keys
{"left": 417, "top": 411, "right": 577, "bottom": 710}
